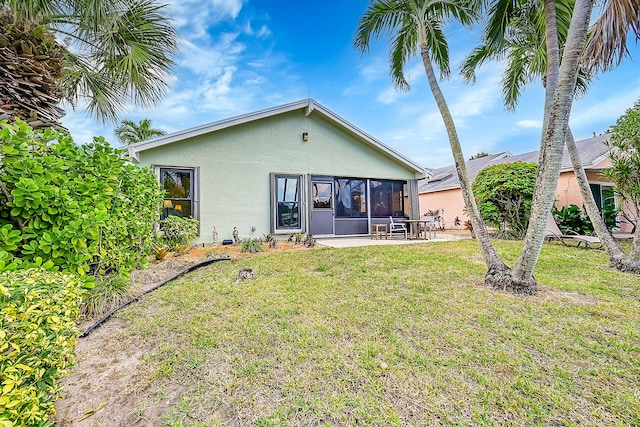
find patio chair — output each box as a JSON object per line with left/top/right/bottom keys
{"left": 388, "top": 216, "right": 408, "bottom": 239}
{"left": 544, "top": 215, "right": 602, "bottom": 249}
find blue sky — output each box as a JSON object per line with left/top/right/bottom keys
{"left": 61, "top": 0, "right": 640, "bottom": 169}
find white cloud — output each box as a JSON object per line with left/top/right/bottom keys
{"left": 243, "top": 20, "right": 271, "bottom": 38}
{"left": 177, "top": 33, "right": 244, "bottom": 78}
{"left": 203, "top": 67, "right": 236, "bottom": 99}
{"left": 166, "top": 0, "right": 244, "bottom": 40}
{"left": 516, "top": 119, "right": 542, "bottom": 129}
{"left": 377, "top": 86, "right": 403, "bottom": 104}
{"left": 255, "top": 25, "right": 271, "bottom": 38}
{"left": 358, "top": 58, "right": 387, "bottom": 79}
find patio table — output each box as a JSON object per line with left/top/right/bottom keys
{"left": 398, "top": 219, "right": 433, "bottom": 240}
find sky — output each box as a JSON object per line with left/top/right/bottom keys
{"left": 61, "top": 0, "right": 640, "bottom": 170}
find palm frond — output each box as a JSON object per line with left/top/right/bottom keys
{"left": 484, "top": 0, "right": 519, "bottom": 49}
{"left": 354, "top": 0, "right": 405, "bottom": 54}
{"left": 460, "top": 43, "right": 506, "bottom": 82}
{"left": 424, "top": 21, "right": 451, "bottom": 78}
{"left": 2, "top": 0, "right": 178, "bottom": 124}
{"left": 502, "top": 45, "right": 533, "bottom": 111}
{"left": 390, "top": 23, "right": 417, "bottom": 91}
{"left": 582, "top": 0, "right": 640, "bottom": 73}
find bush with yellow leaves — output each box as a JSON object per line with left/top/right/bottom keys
{"left": 0, "top": 269, "right": 84, "bottom": 427}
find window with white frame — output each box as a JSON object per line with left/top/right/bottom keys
{"left": 272, "top": 174, "right": 303, "bottom": 232}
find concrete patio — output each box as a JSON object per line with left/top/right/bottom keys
{"left": 316, "top": 232, "right": 471, "bottom": 248}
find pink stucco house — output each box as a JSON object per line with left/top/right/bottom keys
{"left": 419, "top": 134, "right": 636, "bottom": 233}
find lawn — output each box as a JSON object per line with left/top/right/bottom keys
{"left": 84, "top": 240, "right": 640, "bottom": 426}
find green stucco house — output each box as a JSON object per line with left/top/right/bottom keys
{"left": 128, "top": 99, "right": 425, "bottom": 243}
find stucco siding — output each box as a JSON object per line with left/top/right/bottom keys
{"left": 419, "top": 188, "right": 468, "bottom": 230}
{"left": 137, "top": 110, "right": 420, "bottom": 243}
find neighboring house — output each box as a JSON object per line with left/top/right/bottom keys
{"left": 419, "top": 134, "right": 635, "bottom": 233}
{"left": 128, "top": 99, "right": 426, "bottom": 244}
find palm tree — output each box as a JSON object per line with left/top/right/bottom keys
{"left": 462, "top": 0, "right": 640, "bottom": 272}
{"left": 499, "top": 0, "right": 595, "bottom": 288}
{"left": 115, "top": 118, "right": 166, "bottom": 145}
{"left": 356, "top": 0, "right": 596, "bottom": 293}
{"left": 0, "top": 0, "right": 178, "bottom": 129}
{"left": 355, "top": 0, "right": 512, "bottom": 287}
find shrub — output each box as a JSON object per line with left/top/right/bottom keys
{"left": 263, "top": 234, "right": 278, "bottom": 249}
{"left": 159, "top": 216, "right": 199, "bottom": 250}
{"left": 152, "top": 245, "right": 169, "bottom": 261}
{"left": 603, "top": 98, "right": 640, "bottom": 233}
{"left": 240, "top": 238, "right": 264, "bottom": 253}
{"left": 553, "top": 204, "right": 595, "bottom": 235}
{"left": 303, "top": 233, "right": 316, "bottom": 248}
{"left": 80, "top": 275, "right": 133, "bottom": 318}
{"left": 0, "top": 120, "right": 163, "bottom": 277}
{"left": 472, "top": 162, "right": 537, "bottom": 238}
{"left": 0, "top": 269, "right": 84, "bottom": 427}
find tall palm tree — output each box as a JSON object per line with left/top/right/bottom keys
{"left": 356, "top": 0, "right": 596, "bottom": 293}
{"left": 0, "top": 0, "right": 178, "bottom": 129}
{"left": 115, "top": 118, "right": 166, "bottom": 145}
{"left": 462, "top": 0, "right": 640, "bottom": 272}
{"left": 355, "top": 0, "right": 512, "bottom": 287}
{"left": 511, "top": 0, "right": 594, "bottom": 286}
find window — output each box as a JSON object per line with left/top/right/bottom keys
{"left": 312, "top": 182, "right": 332, "bottom": 209}
{"left": 370, "top": 180, "right": 405, "bottom": 217}
{"left": 273, "top": 175, "right": 303, "bottom": 231}
{"left": 160, "top": 168, "right": 195, "bottom": 219}
{"left": 335, "top": 178, "right": 367, "bottom": 218}
{"left": 590, "top": 183, "right": 616, "bottom": 213}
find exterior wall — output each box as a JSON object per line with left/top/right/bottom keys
{"left": 136, "top": 110, "right": 420, "bottom": 243}
{"left": 556, "top": 171, "right": 588, "bottom": 207}
{"left": 419, "top": 188, "right": 468, "bottom": 230}
{"left": 555, "top": 170, "right": 633, "bottom": 233}
{"left": 420, "top": 168, "right": 635, "bottom": 233}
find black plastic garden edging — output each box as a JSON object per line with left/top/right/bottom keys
{"left": 81, "top": 256, "right": 231, "bottom": 338}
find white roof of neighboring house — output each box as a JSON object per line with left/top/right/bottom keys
{"left": 419, "top": 134, "right": 611, "bottom": 194}
{"left": 127, "top": 98, "right": 425, "bottom": 176}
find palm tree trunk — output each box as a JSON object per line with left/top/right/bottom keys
{"left": 537, "top": 0, "right": 561, "bottom": 165}
{"left": 420, "top": 45, "right": 510, "bottom": 277}
{"left": 512, "top": 0, "right": 595, "bottom": 283}
{"left": 539, "top": 0, "right": 640, "bottom": 272}
{"left": 565, "top": 128, "right": 640, "bottom": 272}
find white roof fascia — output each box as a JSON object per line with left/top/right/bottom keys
{"left": 420, "top": 184, "right": 463, "bottom": 194}
{"left": 128, "top": 98, "right": 426, "bottom": 177}
{"left": 494, "top": 152, "right": 512, "bottom": 161}
{"left": 305, "top": 98, "right": 315, "bottom": 116}
{"left": 590, "top": 151, "right": 611, "bottom": 168}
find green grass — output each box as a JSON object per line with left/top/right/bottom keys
{"left": 116, "top": 240, "right": 640, "bottom": 426}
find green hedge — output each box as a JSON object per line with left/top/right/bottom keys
{"left": 0, "top": 269, "right": 84, "bottom": 427}
{"left": 0, "top": 120, "right": 163, "bottom": 277}
{"left": 472, "top": 161, "right": 538, "bottom": 238}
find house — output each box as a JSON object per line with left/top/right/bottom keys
{"left": 128, "top": 99, "right": 426, "bottom": 244}
{"left": 419, "top": 134, "right": 635, "bottom": 233}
